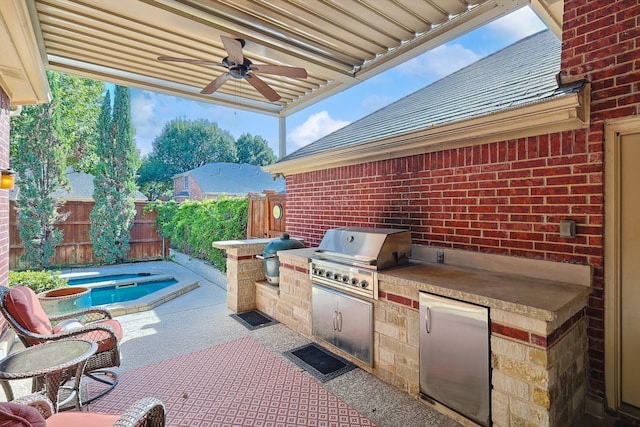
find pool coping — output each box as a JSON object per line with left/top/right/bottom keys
{"left": 58, "top": 261, "right": 201, "bottom": 316}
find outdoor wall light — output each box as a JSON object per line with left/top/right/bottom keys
{"left": 559, "top": 219, "right": 577, "bottom": 238}
{"left": 1, "top": 170, "right": 15, "bottom": 190}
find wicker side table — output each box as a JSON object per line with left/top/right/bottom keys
{"left": 0, "top": 339, "right": 97, "bottom": 411}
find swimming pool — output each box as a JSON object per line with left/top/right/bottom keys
{"left": 68, "top": 273, "right": 178, "bottom": 307}
{"left": 60, "top": 263, "right": 200, "bottom": 316}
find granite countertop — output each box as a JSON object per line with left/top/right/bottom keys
{"left": 379, "top": 261, "right": 592, "bottom": 321}
{"left": 275, "top": 247, "right": 591, "bottom": 321}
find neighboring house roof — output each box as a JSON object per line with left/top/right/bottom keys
{"left": 10, "top": 168, "right": 148, "bottom": 201}
{"left": 56, "top": 169, "right": 148, "bottom": 201}
{"left": 268, "top": 30, "right": 588, "bottom": 173}
{"left": 176, "top": 162, "right": 285, "bottom": 196}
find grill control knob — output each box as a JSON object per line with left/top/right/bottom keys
{"left": 350, "top": 278, "right": 359, "bottom": 286}
{"left": 333, "top": 272, "right": 341, "bottom": 280}
{"left": 324, "top": 271, "right": 332, "bottom": 278}
{"left": 359, "top": 280, "right": 368, "bottom": 288}
{"left": 342, "top": 275, "right": 349, "bottom": 283}
{"left": 316, "top": 269, "right": 325, "bottom": 276}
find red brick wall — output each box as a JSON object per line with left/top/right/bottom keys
{"left": 0, "top": 87, "right": 10, "bottom": 334}
{"left": 173, "top": 174, "right": 205, "bottom": 201}
{"left": 286, "top": 0, "right": 640, "bottom": 404}
{"left": 559, "top": 0, "right": 640, "bottom": 398}
{"left": 287, "top": 131, "right": 599, "bottom": 264}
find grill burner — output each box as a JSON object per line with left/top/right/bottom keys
{"left": 310, "top": 227, "right": 411, "bottom": 299}
{"left": 310, "top": 259, "right": 376, "bottom": 299}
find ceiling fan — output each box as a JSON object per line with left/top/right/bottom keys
{"left": 158, "top": 36, "right": 308, "bottom": 102}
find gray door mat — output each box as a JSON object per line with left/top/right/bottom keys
{"left": 284, "top": 342, "right": 356, "bottom": 382}
{"left": 230, "top": 310, "right": 278, "bottom": 330}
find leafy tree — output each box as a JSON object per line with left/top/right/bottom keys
{"left": 90, "top": 86, "right": 140, "bottom": 264}
{"left": 11, "top": 74, "right": 105, "bottom": 172}
{"left": 153, "top": 118, "right": 237, "bottom": 175}
{"left": 236, "top": 133, "right": 277, "bottom": 166}
{"left": 57, "top": 74, "right": 105, "bottom": 171}
{"left": 10, "top": 72, "right": 70, "bottom": 268}
{"left": 136, "top": 156, "right": 173, "bottom": 201}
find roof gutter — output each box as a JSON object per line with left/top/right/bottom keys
{"left": 264, "top": 84, "right": 590, "bottom": 177}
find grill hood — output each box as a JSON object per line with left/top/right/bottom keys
{"left": 314, "top": 227, "right": 411, "bottom": 270}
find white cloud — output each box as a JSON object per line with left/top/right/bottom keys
{"left": 131, "top": 93, "right": 155, "bottom": 123}
{"left": 486, "top": 6, "right": 547, "bottom": 41}
{"left": 401, "top": 43, "right": 481, "bottom": 79}
{"left": 130, "top": 91, "right": 162, "bottom": 155}
{"left": 288, "top": 111, "right": 350, "bottom": 149}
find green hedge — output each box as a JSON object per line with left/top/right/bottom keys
{"left": 145, "top": 198, "right": 248, "bottom": 271}
{"left": 8, "top": 270, "right": 69, "bottom": 293}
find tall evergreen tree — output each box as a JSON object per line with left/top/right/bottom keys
{"left": 89, "top": 86, "right": 140, "bottom": 264}
{"left": 11, "top": 72, "right": 70, "bottom": 268}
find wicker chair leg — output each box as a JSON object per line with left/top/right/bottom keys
{"left": 82, "top": 370, "right": 119, "bottom": 405}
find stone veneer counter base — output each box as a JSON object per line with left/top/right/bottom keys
{"left": 215, "top": 239, "right": 590, "bottom": 427}
{"left": 374, "top": 260, "right": 590, "bottom": 427}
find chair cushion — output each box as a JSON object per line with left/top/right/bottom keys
{"left": 45, "top": 412, "right": 120, "bottom": 427}
{"left": 4, "top": 287, "right": 52, "bottom": 337}
{"left": 0, "top": 402, "right": 46, "bottom": 427}
{"left": 77, "top": 319, "right": 123, "bottom": 353}
{"left": 51, "top": 319, "right": 84, "bottom": 334}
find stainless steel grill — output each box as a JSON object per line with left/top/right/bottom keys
{"left": 309, "top": 227, "right": 411, "bottom": 299}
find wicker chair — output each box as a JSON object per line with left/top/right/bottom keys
{"left": 0, "top": 286, "right": 122, "bottom": 404}
{"left": 1, "top": 393, "right": 165, "bottom": 426}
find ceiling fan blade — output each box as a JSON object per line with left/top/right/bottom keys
{"left": 201, "top": 73, "right": 231, "bottom": 95}
{"left": 220, "top": 35, "right": 244, "bottom": 65}
{"left": 246, "top": 73, "right": 281, "bottom": 102}
{"left": 157, "top": 56, "right": 222, "bottom": 66}
{"left": 251, "top": 64, "right": 308, "bottom": 79}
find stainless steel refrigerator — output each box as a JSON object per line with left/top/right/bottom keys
{"left": 419, "top": 292, "right": 490, "bottom": 426}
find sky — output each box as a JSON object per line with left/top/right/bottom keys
{"left": 126, "top": 6, "right": 548, "bottom": 158}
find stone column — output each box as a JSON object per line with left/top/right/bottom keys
{"left": 213, "top": 239, "right": 270, "bottom": 313}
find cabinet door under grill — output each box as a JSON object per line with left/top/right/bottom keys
{"left": 312, "top": 284, "right": 373, "bottom": 366}
{"left": 311, "top": 285, "right": 339, "bottom": 347}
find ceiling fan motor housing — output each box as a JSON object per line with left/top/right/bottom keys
{"left": 223, "top": 56, "right": 253, "bottom": 78}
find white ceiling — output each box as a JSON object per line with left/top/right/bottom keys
{"left": 1, "top": 0, "right": 563, "bottom": 117}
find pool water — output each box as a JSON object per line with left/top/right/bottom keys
{"left": 84, "top": 279, "right": 178, "bottom": 306}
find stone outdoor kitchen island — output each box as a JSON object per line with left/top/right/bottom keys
{"left": 214, "top": 238, "right": 591, "bottom": 427}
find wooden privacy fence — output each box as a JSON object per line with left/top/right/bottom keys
{"left": 9, "top": 200, "right": 168, "bottom": 269}
{"left": 247, "top": 191, "right": 286, "bottom": 239}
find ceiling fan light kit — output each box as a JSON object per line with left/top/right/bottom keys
{"left": 158, "top": 36, "right": 308, "bottom": 102}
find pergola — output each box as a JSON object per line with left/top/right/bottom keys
{"left": 1, "top": 0, "right": 562, "bottom": 156}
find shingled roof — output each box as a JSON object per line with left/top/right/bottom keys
{"left": 177, "top": 162, "right": 285, "bottom": 196}
{"left": 277, "top": 30, "right": 583, "bottom": 164}
{"left": 10, "top": 168, "right": 148, "bottom": 201}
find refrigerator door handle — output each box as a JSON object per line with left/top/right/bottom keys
{"left": 425, "top": 307, "right": 431, "bottom": 334}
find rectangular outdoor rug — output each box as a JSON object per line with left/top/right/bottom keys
{"left": 284, "top": 343, "right": 356, "bottom": 383}
{"left": 88, "top": 337, "right": 376, "bottom": 426}
{"left": 230, "top": 310, "right": 278, "bottom": 330}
